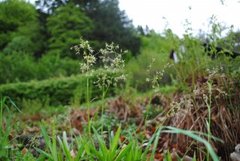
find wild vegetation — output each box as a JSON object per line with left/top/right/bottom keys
{"left": 0, "top": 0, "right": 240, "bottom": 161}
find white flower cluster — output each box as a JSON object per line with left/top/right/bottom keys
{"left": 72, "top": 39, "right": 96, "bottom": 74}
{"left": 146, "top": 60, "right": 173, "bottom": 89}
{"left": 100, "top": 43, "right": 125, "bottom": 72}
{"left": 72, "top": 39, "right": 127, "bottom": 92}
{"left": 96, "top": 43, "right": 127, "bottom": 90}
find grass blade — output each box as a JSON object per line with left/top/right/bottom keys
{"left": 110, "top": 126, "right": 121, "bottom": 154}
{"left": 162, "top": 126, "right": 219, "bottom": 161}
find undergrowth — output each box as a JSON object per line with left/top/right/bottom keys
{"left": 1, "top": 20, "right": 240, "bottom": 161}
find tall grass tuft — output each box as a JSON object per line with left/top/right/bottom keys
{"left": 0, "top": 97, "right": 20, "bottom": 160}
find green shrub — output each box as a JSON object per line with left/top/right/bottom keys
{"left": 0, "top": 53, "right": 79, "bottom": 84}
{"left": 126, "top": 32, "right": 176, "bottom": 91}
{"left": 3, "top": 36, "right": 34, "bottom": 54}
{"left": 0, "top": 53, "right": 37, "bottom": 84}
{"left": 0, "top": 0, "right": 40, "bottom": 53}
{"left": 37, "top": 54, "right": 79, "bottom": 78}
{"left": 0, "top": 71, "right": 119, "bottom": 107}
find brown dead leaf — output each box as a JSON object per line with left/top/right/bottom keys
{"left": 120, "top": 135, "right": 126, "bottom": 143}
{"left": 155, "top": 152, "right": 163, "bottom": 161}
{"left": 21, "top": 113, "right": 43, "bottom": 122}
{"left": 70, "top": 108, "right": 97, "bottom": 133}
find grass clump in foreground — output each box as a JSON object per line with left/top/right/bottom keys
{"left": 35, "top": 125, "right": 219, "bottom": 161}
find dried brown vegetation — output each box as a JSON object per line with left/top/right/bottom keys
{"left": 70, "top": 108, "right": 97, "bottom": 133}
{"left": 107, "top": 96, "right": 143, "bottom": 123}
{"left": 148, "top": 73, "right": 240, "bottom": 160}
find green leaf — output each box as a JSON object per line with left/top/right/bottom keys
{"left": 162, "top": 126, "right": 219, "bottom": 161}
{"left": 115, "top": 142, "right": 133, "bottom": 161}
{"left": 57, "top": 132, "right": 72, "bottom": 161}
{"left": 35, "top": 148, "right": 53, "bottom": 160}
{"left": 110, "top": 126, "right": 121, "bottom": 154}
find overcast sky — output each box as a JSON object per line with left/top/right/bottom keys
{"left": 118, "top": 0, "right": 240, "bottom": 37}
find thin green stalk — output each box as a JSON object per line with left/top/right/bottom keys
{"left": 0, "top": 97, "right": 4, "bottom": 128}
{"left": 206, "top": 81, "right": 213, "bottom": 161}
{"left": 86, "top": 76, "right": 92, "bottom": 135}
{"left": 101, "top": 85, "right": 109, "bottom": 115}
{"left": 101, "top": 86, "right": 106, "bottom": 118}
{"left": 86, "top": 76, "right": 90, "bottom": 117}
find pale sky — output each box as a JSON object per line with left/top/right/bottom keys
{"left": 29, "top": 0, "right": 240, "bottom": 37}
{"left": 118, "top": 0, "right": 240, "bottom": 37}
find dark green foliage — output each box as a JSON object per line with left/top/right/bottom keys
{"left": 34, "top": 11, "right": 49, "bottom": 57}
{"left": 38, "top": 54, "right": 80, "bottom": 78}
{"left": 0, "top": 53, "right": 79, "bottom": 84}
{"left": 216, "top": 30, "right": 240, "bottom": 56}
{"left": 0, "top": 0, "right": 42, "bottom": 54}
{"left": 84, "top": 0, "right": 141, "bottom": 55}
{"left": 47, "top": 2, "right": 93, "bottom": 57}
{"left": 0, "top": 53, "right": 37, "bottom": 84}
{"left": 3, "top": 36, "right": 34, "bottom": 54}
{"left": 0, "top": 71, "right": 118, "bottom": 106}
{"left": 36, "top": 0, "right": 140, "bottom": 56}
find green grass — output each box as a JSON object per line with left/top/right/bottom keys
{"left": 0, "top": 97, "right": 21, "bottom": 160}
{"left": 32, "top": 124, "right": 221, "bottom": 161}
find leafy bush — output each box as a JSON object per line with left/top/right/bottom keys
{"left": 37, "top": 54, "right": 80, "bottom": 78}
{"left": 0, "top": 53, "right": 79, "bottom": 84}
{"left": 0, "top": 71, "right": 119, "bottom": 107}
{"left": 47, "top": 2, "right": 93, "bottom": 58}
{"left": 127, "top": 30, "right": 239, "bottom": 91}
{"left": 0, "top": 0, "right": 42, "bottom": 54}
{"left": 126, "top": 32, "right": 176, "bottom": 91}
{"left": 0, "top": 53, "right": 37, "bottom": 84}
{"left": 3, "top": 36, "right": 34, "bottom": 54}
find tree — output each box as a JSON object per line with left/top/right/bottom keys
{"left": 222, "top": 31, "right": 240, "bottom": 52}
{"left": 0, "top": 0, "right": 42, "bottom": 55}
{"left": 83, "top": 0, "right": 141, "bottom": 55}
{"left": 36, "top": 0, "right": 141, "bottom": 56}
{"left": 47, "top": 2, "right": 93, "bottom": 57}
